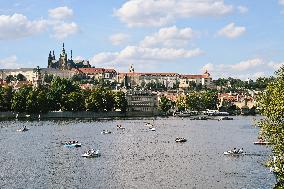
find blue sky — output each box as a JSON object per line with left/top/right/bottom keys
{"left": 0, "top": 0, "right": 284, "bottom": 79}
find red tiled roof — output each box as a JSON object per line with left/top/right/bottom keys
{"left": 179, "top": 74, "right": 210, "bottom": 79}
{"left": 78, "top": 68, "right": 116, "bottom": 74}
{"left": 118, "top": 72, "right": 178, "bottom": 77}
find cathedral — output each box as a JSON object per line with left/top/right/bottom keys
{"left": 48, "top": 43, "right": 91, "bottom": 70}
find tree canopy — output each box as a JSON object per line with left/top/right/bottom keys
{"left": 257, "top": 67, "right": 284, "bottom": 187}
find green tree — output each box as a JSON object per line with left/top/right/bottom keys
{"left": 114, "top": 91, "right": 127, "bottom": 113}
{"left": 48, "top": 77, "right": 80, "bottom": 110}
{"left": 257, "top": 67, "right": 284, "bottom": 187}
{"left": 176, "top": 96, "right": 188, "bottom": 111}
{"left": 11, "top": 86, "right": 32, "bottom": 113}
{"left": 26, "top": 87, "right": 50, "bottom": 113}
{"left": 85, "top": 88, "right": 115, "bottom": 112}
{"left": 5, "top": 75, "right": 15, "bottom": 83}
{"left": 16, "top": 73, "right": 26, "bottom": 81}
{"left": 159, "top": 96, "right": 172, "bottom": 113}
{"left": 62, "top": 91, "right": 85, "bottom": 111}
{"left": 0, "top": 86, "right": 13, "bottom": 111}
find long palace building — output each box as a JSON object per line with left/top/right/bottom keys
{"left": 0, "top": 44, "right": 213, "bottom": 88}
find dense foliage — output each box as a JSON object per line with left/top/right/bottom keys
{"left": 214, "top": 77, "right": 275, "bottom": 92}
{"left": 0, "top": 77, "right": 127, "bottom": 113}
{"left": 176, "top": 90, "right": 218, "bottom": 111}
{"left": 257, "top": 67, "right": 284, "bottom": 188}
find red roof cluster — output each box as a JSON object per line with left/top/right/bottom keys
{"left": 77, "top": 68, "right": 116, "bottom": 74}
{"left": 118, "top": 72, "right": 179, "bottom": 77}
{"left": 179, "top": 74, "right": 210, "bottom": 79}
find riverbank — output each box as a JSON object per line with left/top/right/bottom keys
{"left": 0, "top": 111, "right": 161, "bottom": 120}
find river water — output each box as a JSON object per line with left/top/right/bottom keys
{"left": 0, "top": 116, "right": 275, "bottom": 189}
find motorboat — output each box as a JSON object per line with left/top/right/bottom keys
{"left": 145, "top": 123, "right": 153, "bottom": 127}
{"left": 175, "top": 137, "right": 187, "bottom": 143}
{"left": 149, "top": 127, "right": 156, "bottom": 131}
{"left": 253, "top": 140, "right": 270, "bottom": 145}
{"left": 190, "top": 116, "right": 208, "bottom": 120}
{"left": 16, "top": 127, "right": 29, "bottom": 132}
{"left": 64, "top": 141, "right": 81, "bottom": 147}
{"left": 82, "top": 149, "right": 100, "bottom": 158}
{"left": 224, "top": 149, "right": 244, "bottom": 155}
{"left": 116, "top": 125, "right": 125, "bottom": 130}
{"left": 218, "top": 117, "right": 233, "bottom": 121}
{"left": 254, "top": 137, "right": 270, "bottom": 145}
{"left": 101, "top": 130, "right": 111, "bottom": 134}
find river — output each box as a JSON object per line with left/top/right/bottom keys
{"left": 0, "top": 116, "right": 275, "bottom": 188}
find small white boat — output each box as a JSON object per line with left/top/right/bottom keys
{"left": 64, "top": 141, "right": 81, "bottom": 147}
{"left": 82, "top": 149, "right": 100, "bottom": 158}
{"left": 224, "top": 149, "right": 244, "bottom": 155}
{"left": 149, "top": 127, "right": 156, "bottom": 131}
{"left": 16, "top": 127, "right": 29, "bottom": 132}
{"left": 253, "top": 141, "right": 270, "bottom": 145}
{"left": 101, "top": 130, "right": 111, "bottom": 134}
{"left": 175, "top": 137, "right": 187, "bottom": 142}
{"left": 116, "top": 125, "right": 125, "bottom": 130}
{"left": 218, "top": 117, "right": 233, "bottom": 121}
{"left": 145, "top": 123, "right": 153, "bottom": 127}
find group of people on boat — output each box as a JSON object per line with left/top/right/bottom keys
{"left": 231, "top": 148, "right": 244, "bottom": 154}
{"left": 116, "top": 125, "right": 125, "bottom": 130}
{"left": 65, "top": 141, "right": 79, "bottom": 145}
{"left": 175, "top": 137, "right": 187, "bottom": 142}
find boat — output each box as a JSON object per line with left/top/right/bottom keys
{"left": 101, "top": 130, "right": 111, "bottom": 134}
{"left": 145, "top": 123, "right": 153, "bottom": 127}
{"left": 149, "top": 127, "right": 156, "bottom": 131}
{"left": 64, "top": 141, "right": 81, "bottom": 147}
{"left": 16, "top": 127, "right": 29, "bottom": 132}
{"left": 116, "top": 125, "right": 125, "bottom": 130}
{"left": 175, "top": 137, "right": 187, "bottom": 142}
{"left": 224, "top": 148, "right": 244, "bottom": 155}
{"left": 82, "top": 149, "right": 100, "bottom": 158}
{"left": 218, "top": 117, "right": 233, "bottom": 120}
{"left": 253, "top": 140, "right": 270, "bottom": 145}
{"left": 190, "top": 116, "right": 208, "bottom": 120}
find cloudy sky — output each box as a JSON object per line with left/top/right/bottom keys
{"left": 0, "top": 0, "right": 284, "bottom": 79}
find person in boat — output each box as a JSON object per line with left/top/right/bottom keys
{"left": 238, "top": 148, "right": 244, "bottom": 153}
{"left": 232, "top": 148, "right": 237, "bottom": 153}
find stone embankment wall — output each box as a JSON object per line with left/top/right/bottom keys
{"left": 0, "top": 111, "right": 160, "bottom": 119}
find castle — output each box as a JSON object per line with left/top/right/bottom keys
{"left": 48, "top": 43, "right": 91, "bottom": 70}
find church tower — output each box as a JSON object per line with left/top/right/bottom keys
{"left": 48, "top": 51, "right": 53, "bottom": 68}
{"left": 59, "top": 43, "right": 68, "bottom": 70}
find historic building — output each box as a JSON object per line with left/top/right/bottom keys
{"left": 179, "top": 70, "right": 213, "bottom": 88}
{"left": 76, "top": 68, "right": 117, "bottom": 83}
{"left": 48, "top": 43, "right": 91, "bottom": 70}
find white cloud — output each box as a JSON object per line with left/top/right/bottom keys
{"left": 51, "top": 22, "right": 79, "bottom": 39}
{"left": 217, "top": 22, "right": 246, "bottom": 38}
{"left": 237, "top": 6, "right": 248, "bottom": 14}
{"left": 115, "top": 0, "right": 234, "bottom": 27}
{"left": 279, "top": 0, "right": 284, "bottom": 6}
{"left": 109, "top": 33, "right": 129, "bottom": 45}
{"left": 91, "top": 46, "right": 202, "bottom": 67}
{"left": 201, "top": 58, "right": 284, "bottom": 79}
{"left": 0, "top": 6, "right": 78, "bottom": 40}
{"left": 140, "top": 26, "right": 195, "bottom": 47}
{"left": 48, "top": 6, "right": 73, "bottom": 20}
{"left": 0, "top": 14, "right": 47, "bottom": 40}
{"left": 0, "top": 56, "right": 22, "bottom": 69}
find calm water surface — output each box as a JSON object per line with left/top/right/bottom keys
{"left": 0, "top": 116, "right": 275, "bottom": 189}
